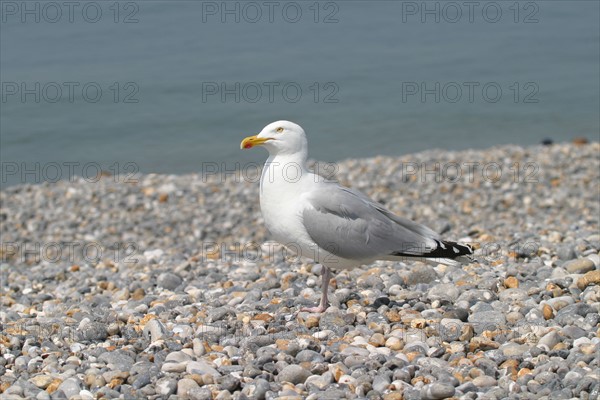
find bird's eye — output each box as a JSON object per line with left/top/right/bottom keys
{"left": 276, "top": 127, "right": 284, "bottom": 133}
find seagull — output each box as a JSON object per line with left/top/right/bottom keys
{"left": 241, "top": 121, "right": 473, "bottom": 312}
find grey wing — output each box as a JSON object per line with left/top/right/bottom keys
{"left": 301, "top": 184, "right": 439, "bottom": 260}
{"left": 348, "top": 188, "right": 441, "bottom": 240}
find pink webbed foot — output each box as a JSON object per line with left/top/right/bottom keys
{"left": 300, "top": 304, "right": 329, "bottom": 313}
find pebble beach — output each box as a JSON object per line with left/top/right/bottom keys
{"left": 1, "top": 142, "right": 599, "bottom": 400}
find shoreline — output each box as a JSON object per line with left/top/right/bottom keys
{"left": 0, "top": 140, "right": 596, "bottom": 190}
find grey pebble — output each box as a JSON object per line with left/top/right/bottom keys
{"left": 132, "top": 373, "right": 152, "bottom": 389}
{"left": 563, "top": 258, "right": 595, "bottom": 274}
{"left": 190, "top": 387, "right": 213, "bottom": 400}
{"left": 207, "top": 307, "right": 235, "bottom": 322}
{"left": 187, "top": 360, "right": 221, "bottom": 376}
{"left": 276, "top": 365, "right": 311, "bottom": 384}
{"left": 177, "top": 378, "right": 200, "bottom": 399}
{"left": 57, "top": 377, "right": 81, "bottom": 399}
{"left": 143, "top": 319, "right": 167, "bottom": 342}
{"left": 156, "top": 377, "right": 177, "bottom": 396}
{"left": 161, "top": 361, "right": 187, "bottom": 373}
{"left": 501, "top": 342, "right": 530, "bottom": 357}
{"left": 428, "top": 283, "right": 460, "bottom": 302}
{"left": 560, "top": 325, "right": 587, "bottom": 339}
{"left": 443, "top": 308, "right": 469, "bottom": 322}
{"left": 421, "top": 383, "right": 456, "bottom": 400}
{"left": 157, "top": 272, "right": 183, "bottom": 290}
{"left": 586, "top": 253, "right": 600, "bottom": 267}
{"left": 295, "top": 349, "right": 324, "bottom": 363}
{"left": 468, "top": 310, "right": 506, "bottom": 333}
{"left": 98, "top": 351, "right": 135, "bottom": 371}
{"left": 472, "top": 375, "right": 497, "bottom": 388}
{"left": 78, "top": 321, "right": 108, "bottom": 342}
{"left": 217, "top": 375, "right": 239, "bottom": 392}
{"left": 372, "top": 375, "right": 391, "bottom": 392}
{"left": 557, "top": 245, "right": 577, "bottom": 261}
{"left": 407, "top": 265, "right": 438, "bottom": 285}
{"left": 498, "top": 288, "right": 528, "bottom": 303}
{"left": 439, "top": 318, "right": 464, "bottom": 341}
{"left": 319, "top": 310, "right": 355, "bottom": 330}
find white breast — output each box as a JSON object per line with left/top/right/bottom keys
{"left": 258, "top": 157, "right": 321, "bottom": 260}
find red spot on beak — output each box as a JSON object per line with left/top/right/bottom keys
{"left": 244, "top": 143, "right": 252, "bottom": 149}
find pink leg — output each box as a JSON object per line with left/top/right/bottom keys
{"left": 301, "top": 266, "right": 331, "bottom": 313}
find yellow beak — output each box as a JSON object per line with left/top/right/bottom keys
{"left": 240, "top": 135, "right": 272, "bottom": 149}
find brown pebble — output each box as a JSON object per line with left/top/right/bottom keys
{"left": 452, "top": 372, "right": 464, "bottom": 384}
{"left": 383, "top": 392, "right": 404, "bottom": 400}
{"left": 572, "top": 137, "right": 588, "bottom": 145}
{"left": 468, "top": 336, "right": 499, "bottom": 352}
{"left": 411, "top": 376, "right": 430, "bottom": 385}
{"left": 504, "top": 276, "right": 519, "bottom": 288}
{"left": 368, "top": 333, "right": 385, "bottom": 347}
{"left": 410, "top": 319, "right": 426, "bottom": 329}
{"left": 545, "top": 283, "right": 562, "bottom": 297}
{"left": 405, "top": 352, "right": 423, "bottom": 362}
{"left": 222, "top": 281, "right": 233, "bottom": 289}
{"left": 141, "top": 187, "right": 155, "bottom": 196}
{"left": 93, "top": 376, "right": 106, "bottom": 388}
{"left": 579, "top": 343, "right": 597, "bottom": 355}
{"left": 158, "top": 193, "right": 169, "bottom": 203}
{"left": 187, "top": 374, "right": 205, "bottom": 385}
{"left": 46, "top": 379, "right": 63, "bottom": 394}
{"left": 253, "top": 313, "right": 274, "bottom": 322}
{"left": 553, "top": 342, "right": 568, "bottom": 351}
{"left": 140, "top": 314, "right": 158, "bottom": 325}
{"left": 30, "top": 375, "right": 55, "bottom": 389}
{"left": 83, "top": 374, "right": 94, "bottom": 387}
{"left": 500, "top": 358, "right": 519, "bottom": 368}
{"left": 517, "top": 368, "right": 532, "bottom": 378}
{"left": 131, "top": 288, "right": 145, "bottom": 300}
{"left": 200, "top": 373, "right": 214, "bottom": 385}
{"left": 108, "top": 377, "right": 126, "bottom": 389}
{"left": 577, "top": 270, "right": 600, "bottom": 290}
{"left": 542, "top": 304, "right": 554, "bottom": 320}
{"left": 460, "top": 324, "right": 474, "bottom": 341}
{"left": 70, "top": 265, "right": 80, "bottom": 272}
{"left": 384, "top": 310, "right": 401, "bottom": 322}
{"left": 0, "top": 382, "right": 10, "bottom": 393}
{"left": 500, "top": 359, "right": 519, "bottom": 379}
{"left": 363, "top": 323, "right": 379, "bottom": 334}
{"left": 304, "top": 316, "right": 320, "bottom": 329}
{"left": 469, "top": 368, "right": 483, "bottom": 378}
{"left": 276, "top": 339, "right": 290, "bottom": 351}
{"left": 211, "top": 344, "right": 224, "bottom": 352}
{"left": 385, "top": 337, "right": 404, "bottom": 351}
{"left": 280, "top": 272, "right": 294, "bottom": 290}
{"left": 331, "top": 364, "right": 346, "bottom": 381}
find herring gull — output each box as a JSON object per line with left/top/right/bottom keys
{"left": 241, "top": 121, "right": 473, "bottom": 312}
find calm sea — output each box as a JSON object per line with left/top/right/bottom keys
{"left": 1, "top": 1, "right": 599, "bottom": 186}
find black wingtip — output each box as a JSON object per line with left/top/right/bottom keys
{"left": 390, "top": 240, "right": 473, "bottom": 259}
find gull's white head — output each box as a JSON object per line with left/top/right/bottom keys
{"left": 241, "top": 121, "right": 308, "bottom": 156}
